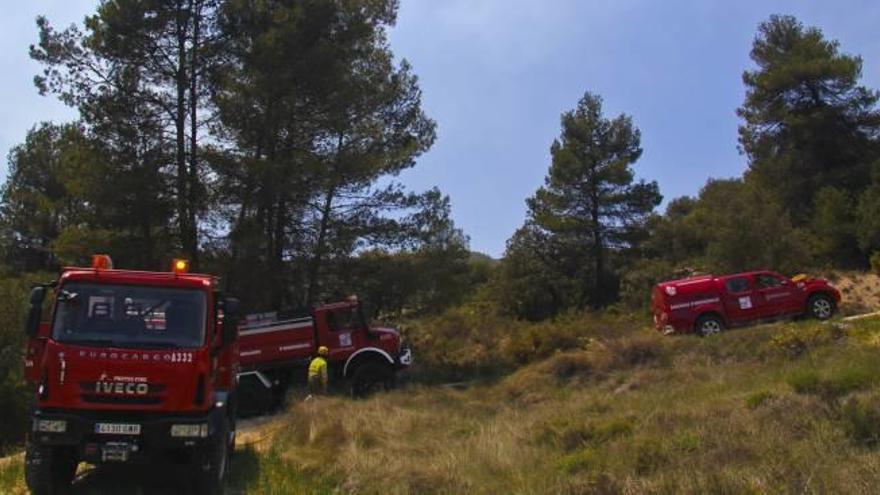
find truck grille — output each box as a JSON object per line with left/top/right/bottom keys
{"left": 80, "top": 394, "right": 163, "bottom": 405}
{"left": 79, "top": 382, "right": 166, "bottom": 406}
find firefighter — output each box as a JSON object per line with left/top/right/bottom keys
{"left": 307, "top": 346, "right": 329, "bottom": 396}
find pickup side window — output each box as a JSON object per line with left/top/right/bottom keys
{"left": 725, "top": 277, "right": 751, "bottom": 294}
{"left": 755, "top": 274, "right": 786, "bottom": 289}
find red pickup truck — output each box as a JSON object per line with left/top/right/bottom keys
{"left": 652, "top": 271, "right": 841, "bottom": 336}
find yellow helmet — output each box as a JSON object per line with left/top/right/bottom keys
{"left": 317, "top": 346, "right": 329, "bottom": 356}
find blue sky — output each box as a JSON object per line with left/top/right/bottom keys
{"left": 2, "top": 1, "right": 879, "bottom": 257}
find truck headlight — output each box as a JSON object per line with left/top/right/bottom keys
{"left": 170, "top": 423, "right": 209, "bottom": 438}
{"left": 34, "top": 419, "right": 67, "bottom": 433}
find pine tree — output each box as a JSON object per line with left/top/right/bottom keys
{"left": 525, "top": 92, "right": 661, "bottom": 308}
{"left": 738, "top": 15, "right": 880, "bottom": 223}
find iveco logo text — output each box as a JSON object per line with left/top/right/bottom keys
{"left": 95, "top": 381, "right": 149, "bottom": 395}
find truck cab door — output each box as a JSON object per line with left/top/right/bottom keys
{"left": 24, "top": 323, "right": 50, "bottom": 383}
{"left": 753, "top": 273, "right": 800, "bottom": 317}
{"left": 317, "top": 305, "right": 363, "bottom": 359}
{"left": 720, "top": 275, "right": 761, "bottom": 325}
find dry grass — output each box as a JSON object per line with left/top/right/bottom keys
{"left": 231, "top": 316, "right": 880, "bottom": 494}
{"left": 824, "top": 271, "right": 880, "bottom": 316}
{"left": 6, "top": 310, "right": 880, "bottom": 493}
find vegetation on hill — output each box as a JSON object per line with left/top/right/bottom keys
{"left": 5, "top": 315, "right": 880, "bottom": 493}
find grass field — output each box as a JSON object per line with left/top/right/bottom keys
{"left": 4, "top": 315, "right": 880, "bottom": 494}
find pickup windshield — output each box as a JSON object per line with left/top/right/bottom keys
{"left": 52, "top": 282, "right": 207, "bottom": 349}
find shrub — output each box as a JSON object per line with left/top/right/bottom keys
{"left": 788, "top": 365, "right": 876, "bottom": 401}
{"left": 871, "top": 252, "right": 880, "bottom": 274}
{"left": 840, "top": 396, "right": 880, "bottom": 446}
{"left": 0, "top": 273, "right": 53, "bottom": 454}
{"left": 787, "top": 369, "right": 822, "bottom": 395}
{"left": 769, "top": 324, "right": 846, "bottom": 358}
{"left": 746, "top": 390, "right": 775, "bottom": 409}
{"left": 558, "top": 448, "right": 600, "bottom": 474}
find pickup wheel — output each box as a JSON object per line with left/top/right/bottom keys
{"left": 350, "top": 362, "right": 394, "bottom": 398}
{"left": 195, "top": 420, "right": 230, "bottom": 495}
{"left": 807, "top": 293, "right": 835, "bottom": 320}
{"left": 24, "top": 440, "right": 77, "bottom": 495}
{"left": 695, "top": 314, "right": 725, "bottom": 337}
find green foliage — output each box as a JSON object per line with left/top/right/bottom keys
{"left": 840, "top": 395, "right": 880, "bottom": 447}
{"left": 738, "top": 15, "right": 880, "bottom": 225}
{"left": 788, "top": 363, "right": 877, "bottom": 401}
{"left": 496, "top": 92, "right": 661, "bottom": 319}
{"left": 618, "top": 258, "right": 676, "bottom": 309}
{"left": 213, "top": 0, "right": 438, "bottom": 310}
{"left": 768, "top": 322, "right": 846, "bottom": 357}
{"left": 870, "top": 252, "right": 880, "bottom": 274}
{"left": 688, "top": 179, "right": 811, "bottom": 274}
{"left": 856, "top": 176, "right": 880, "bottom": 256}
{"left": 811, "top": 187, "right": 860, "bottom": 266}
{"left": 746, "top": 390, "right": 775, "bottom": 409}
{"left": 0, "top": 273, "right": 53, "bottom": 454}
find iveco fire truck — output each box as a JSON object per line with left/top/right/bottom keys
{"left": 21, "top": 255, "right": 410, "bottom": 494}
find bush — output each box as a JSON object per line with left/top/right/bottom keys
{"left": 769, "top": 324, "right": 846, "bottom": 358}
{"left": 558, "top": 448, "right": 600, "bottom": 474}
{"left": 788, "top": 364, "right": 876, "bottom": 401}
{"left": 840, "top": 396, "right": 880, "bottom": 446}
{"left": 871, "top": 252, "right": 880, "bottom": 274}
{"left": 746, "top": 390, "right": 775, "bottom": 409}
{"left": 537, "top": 417, "right": 635, "bottom": 452}
{"left": 788, "top": 369, "right": 822, "bottom": 394}
{"left": 0, "top": 273, "right": 52, "bottom": 454}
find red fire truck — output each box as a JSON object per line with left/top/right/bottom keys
{"left": 652, "top": 270, "right": 841, "bottom": 336}
{"left": 235, "top": 298, "right": 412, "bottom": 412}
{"left": 21, "top": 255, "right": 410, "bottom": 494}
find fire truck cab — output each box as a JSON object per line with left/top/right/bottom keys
{"left": 22, "top": 256, "right": 239, "bottom": 494}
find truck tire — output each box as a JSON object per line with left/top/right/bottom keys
{"left": 195, "top": 420, "right": 230, "bottom": 495}
{"left": 24, "top": 440, "right": 77, "bottom": 495}
{"left": 350, "top": 362, "right": 394, "bottom": 398}
{"left": 807, "top": 293, "right": 835, "bottom": 320}
{"left": 695, "top": 314, "right": 725, "bottom": 337}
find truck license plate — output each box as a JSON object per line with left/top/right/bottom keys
{"left": 95, "top": 423, "right": 141, "bottom": 435}
{"left": 101, "top": 442, "right": 131, "bottom": 462}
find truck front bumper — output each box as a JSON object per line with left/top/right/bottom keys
{"left": 29, "top": 405, "right": 228, "bottom": 464}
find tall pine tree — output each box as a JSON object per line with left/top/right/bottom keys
{"left": 524, "top": 92, "right": 661, "bottom": 309}
{"left": 738, "top": 15, "right": 880, "bottom": 226}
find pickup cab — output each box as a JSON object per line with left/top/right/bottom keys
{"left": 652, "top": 270, "right": 841, "bottom": 336}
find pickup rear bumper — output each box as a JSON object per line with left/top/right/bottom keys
{"left": 29, "top": 404, "right": 228, "bottom": 464}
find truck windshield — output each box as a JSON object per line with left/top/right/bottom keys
{"left": 51, "top": 282, "right": 207, "bottom": 349}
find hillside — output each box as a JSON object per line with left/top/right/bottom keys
{"left": 4, "top": 312, "right": 880, "bottom": 494}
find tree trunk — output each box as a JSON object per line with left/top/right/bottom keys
{"left": 175, "top": 1, "right": 192, "bottom": 261}
{"left": 187, "top": 0, "right": 202, "bottom": 269}
{"left": 590, "top": 165, "right": 603, "bottom": 308}
{"left": 306, "top": 184, "right": 336, "bottom": 306}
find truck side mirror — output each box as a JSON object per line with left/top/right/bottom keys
{"left": 221, "top": 297, "right": 240, "bottom": 346}
{"left": 24, "top": 286, "right": 47, "bottom": 338}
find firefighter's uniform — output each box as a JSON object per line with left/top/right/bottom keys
{"left": 308, "top": 346, "right": 329, "bottom": 395}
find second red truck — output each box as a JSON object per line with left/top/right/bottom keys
{"left": 652, "top": 270, "right": 841, "bottom": 336}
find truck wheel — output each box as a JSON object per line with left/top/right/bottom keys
{"left": 350, "top": 362, "right": 394, "bottom": 398}
{"left": 695, "top": 314, "right": 725, "bottom": 337}
{"left": 808, "top": 293, "right": 835, "bottom": 320}
{"left": 24, "top": 440, "right": 77, "bottom": 495}
{"left": 195, "top": 422, "right": 230, "bottom": 495}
